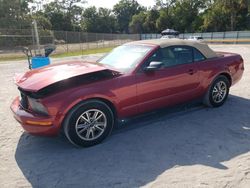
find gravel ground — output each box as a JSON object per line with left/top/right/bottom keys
{"left": 0, "top": 45, "right": 250, "bottom": 188}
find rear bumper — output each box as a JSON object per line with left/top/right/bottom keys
{"left": 10, "top": 97, "right": 59, "bottom": 136}
{"left": 232, "top": 68, "right": 244, "bottom": 86}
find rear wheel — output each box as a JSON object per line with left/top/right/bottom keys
{"left": 63, "top": 100, "right": 114, "bottom": 147}
{"left": 203, "top": 75, "right": 230, "bottom": 107}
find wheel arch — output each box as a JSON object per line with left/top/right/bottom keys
{"left": 60, "top": 97, "right": 118, "bottom": 131}
{"left": 89, "top": 97, "right": 117, "bottom": 118}
{"left": 218, "top": 72, "right": 232, "bottom": 86}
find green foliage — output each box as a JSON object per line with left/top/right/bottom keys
{"left": 202, "top": 0, "right": 250, "bottom": 31}
{"left": 0, "top": 0, "right": 32, "bottom": 29}
{"left": 32, "top": 11, "right": 52, "bottom": 30}
{"left": 43, "top": 0, "right": 85, "bottom": 31}
{"left": 113, "top": 0, "right": 145, "bottom": 33}
{"left": 129, "top": 12, "right": 147, "bottom": 33}
{"left": 0, "top": 0, "right": 250, "bottom": 34}
{"left": 82, "top": 7, "right": 117, "bottom": 33}
{"left": 129, "top": 9, "right": 160, "bottom": 33}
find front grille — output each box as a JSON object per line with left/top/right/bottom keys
{"left": 20, "top": 92, "right": 28, "bottom": 109}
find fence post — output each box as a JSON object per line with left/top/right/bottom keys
{"left": 66, "top": 31, "right": 68, "bottom": 53}
{"left": 86, "top": 32, "right": 89, "bottom": 50}
{"left": 79, "top": 31, "right": 82, "bottom": 55}
{"left": 223, "top": 32, "right": 226, "bottom": 44}
{"left": 95, "top": 33, "right": 98, "bottom": 48}
{"left": 236, "top": 31, "right": 239, "bottom": 44}
{"left": 112, "top": 33, "right": 114, "bottom": 47}
{"left": 102, "top": 33, "right": 104, "bottom": 48}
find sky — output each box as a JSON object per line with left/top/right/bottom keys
{"left": 86, "top": 0, "right": 156, "bottom": 9}
{"left": 30, "top": 0, "right": 156, "bottom": 11}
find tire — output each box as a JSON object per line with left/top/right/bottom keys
{"left": 63, "top": 100, "right": 114, "bottom": 147}
{"left": 203, "top": 75, "right": 230, "bottom": 107}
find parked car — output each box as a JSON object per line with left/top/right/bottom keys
{"left": 11, "top": 39, "right": 244, "bottom": 147}
{"left": 161, "top": 35, "right": 178, "bottom": 39}
{"left": 188, "top": 36, "right": 204, "bottom": 41}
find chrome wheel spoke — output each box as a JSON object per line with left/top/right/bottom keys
{"left": 217, "top": 83, "right": 222, "bottom": 90}
{"left": 85, "top": 128, "right": 95, "bottom": 139}
{"left": 75, "top": 109, "right": 107, "bottom": 141}
{"left": 94, "top": 123, "right": 105, "bottom": 131}
{"left": 213, "top": 86, "right": 218, "bottom": 93}
{"left": 94, "top": 113, "right": 103, "bottom": 122}
{"left": 77, "top": 123, "right": 88, "bottom": 129}
{"left": 212, "top": 81, "right": 227, "bottom": 103}
{"left": 80, "top": 114, "right": 90, "bottom": 124}
{"left": 93, "top": 111, "right": 99, "bottom": 119}
{"left": 78, "top": 126, "right": 88, "bottom": 134}
{"left": 85, "top": 112, "right": 91, "bottom": 122}
{"left": 86, "top": 128, "right": 91, "bottom": 139}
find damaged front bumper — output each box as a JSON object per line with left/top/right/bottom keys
{"left": 10, "top": 97, "right": 59, "bottom": 136}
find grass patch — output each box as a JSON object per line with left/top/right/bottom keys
{"left": 51, "top": 47, "right": 113, "bottom": 58}
{"left": 0, "top": 55, "right": 26, "bottom": 62}
{"left": 0, "top": 47, "right": 114, "bottom": 62}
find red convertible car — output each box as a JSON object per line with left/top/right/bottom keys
{"left": 11, "top": 39, "right": 244, "bottom": 147}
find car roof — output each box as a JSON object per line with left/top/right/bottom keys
{"left": 127, "top": 39, "right": 217, "bottom": 59}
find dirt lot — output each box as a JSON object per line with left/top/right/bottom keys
{"left": 0, "top": 45, "right": 250, "bottom": 188}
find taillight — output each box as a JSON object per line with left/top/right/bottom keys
{"left": 240, "top": 57, "right": 244, "bottom": 70}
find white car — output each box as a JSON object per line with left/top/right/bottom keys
{"left": 188, "top": 36, "right": 204, "bottom": 41}
{"left": 161, "top": 35, "right": 178, "bottom": 39}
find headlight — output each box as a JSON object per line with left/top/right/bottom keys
{"left": 28, "top": 97, "right": 49, "bottom": 115}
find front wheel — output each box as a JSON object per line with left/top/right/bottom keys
{"left": 63, "top": 100, "right": 114, "bottom": 147}
{"left": 203, "top": 75, "right": 230, "bottom": 107}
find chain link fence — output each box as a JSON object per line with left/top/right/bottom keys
{"left": 2, "top": 29, "right": 250, "bottom": 60}
{"left": 0, "top": 29, "right": 140, "bottom": 58}
{"left": 141, "top": 31, "right": 250, "bottom": 44}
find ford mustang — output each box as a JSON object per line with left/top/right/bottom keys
{"left": 11, "top": 39, "right": 244, "bottom": 147}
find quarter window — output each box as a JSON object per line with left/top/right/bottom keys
{"left": 193, "top": 48, "right": 206, "bottom": 62}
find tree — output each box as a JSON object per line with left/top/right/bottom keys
{"left": 97, "top": 8, "right": 117, "bottom": 33}
{"left": 0, "top": 0, "right": 32, "bottom": 29}
{"left": 202, "top": 1, "right": 229, "bottom": 31}
{"left": 171, "top": 0, "right": 206, "bottom": 32}
{"left": 43, "top": 0, "right": 85, "bottom": 31}
{"left": 129, "top": 11, "right": 147, "bottom": 33}
{"left": 221, "top": 0, "right": 247, "bottom": 30}
{"left": 156, "top": 7, "right": 174, "bottom": 31}
{"left": 155, "top": 0, "right": 209, "bottom": 33}
{"left": 82, "top": 7, "right": 117, "bottom": 33}
{"left": 60, "top": 0, "right": 85, "bottom": 28}
{"left": 129, "top": 9, "right": 160, "bottom": 33}
{"left": 155, "top": 0, "right": 176, "bottom": 9}
{"left": 113, "top": 0, "right": 144, "bottom": 33}
{"left": 202, "top": 0, "right": 250, "bottom": 31}
{"left": 31, "top": 11, "right": 52, "bottom": 30}
{"left": 144, "top": 9, "right": 160, "bottom": 32}
{"left": 154, "top": 0, "right": 177, "bottom": 31}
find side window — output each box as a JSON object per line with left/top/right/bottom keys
{"left": 160, "top": 47, "right": 176, "bottom": 67}
{"left": 142, "top": 49, "right": 162, "bottom": 69}
{"left": 193, "top": 48, "right": 206, "bottom": 62}
{"left": 142, "top": 46, "right": 196, "bottom": 70}
{"left": 168, "top": 46, "right": 193, "bottom": 66}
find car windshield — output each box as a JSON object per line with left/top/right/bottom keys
{"left": 98, "top": 45, "right": 153, "bottom": 72}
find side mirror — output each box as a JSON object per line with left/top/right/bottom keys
{"left": 144, "top": 61, "right": 163, "bottom": 72}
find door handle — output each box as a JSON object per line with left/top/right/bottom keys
{"left": 188, "top": 69, "right": 196, "bottom": 75}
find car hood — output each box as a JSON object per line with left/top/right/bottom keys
{"left": 15, "top": 61, "right": 116, "bottom": 92}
